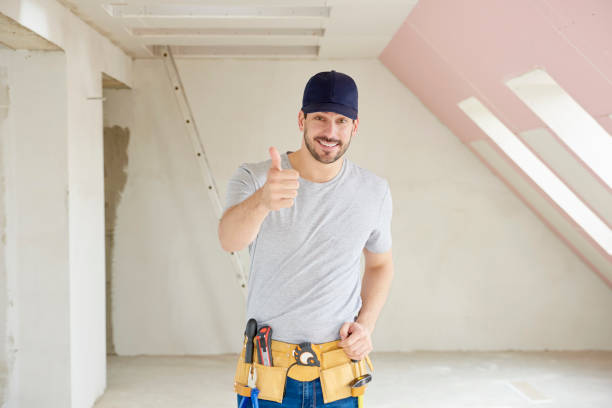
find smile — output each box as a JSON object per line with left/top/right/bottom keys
{"left": 317, "top": 139, "right": 339, "bottom": 149}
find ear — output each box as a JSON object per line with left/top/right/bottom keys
{"left": 298, "top": 110, "right": 305, "bottom": 132}
{"left": 352, "top": 117, "right": 359, "bottom": 136}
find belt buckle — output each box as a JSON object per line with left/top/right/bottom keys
{"left": 292, "top": 342, "right": 320, "bottom": 367}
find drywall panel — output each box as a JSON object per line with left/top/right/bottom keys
{"left": 0, "top": 49, "right": 70, "bottom": 407}
{"left": 109, "top": 60, "right": 245, "bottom": 355}
{"left": 0, "top": 60, "right": 8, "bottom": 403}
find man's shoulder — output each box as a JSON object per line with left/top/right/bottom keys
{"left": 240, "top": 157, "right": 271, "bottom": 173}
{"left": 347, "top": 159, "right": 389, "bottom": 192}
{"left": 236, "top": 157, "right": 271, "bottom": 187}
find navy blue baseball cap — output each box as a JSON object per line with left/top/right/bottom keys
{"left": 301, "top": 70, "right": 358, "bottom": 120}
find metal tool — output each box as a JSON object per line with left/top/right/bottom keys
{"left": 350, "top": 359, "right": 372, "bottom": 388}
{"left": 349, "top": 357, "right": 372, "bottom": 408}
{"left": 351, "top": 358, "right": 362, "bottom": 377}
{"left": 349, "top": 373, "right": 372, "bottom": 388}
{"left": 244, "top": 318, "right": 258, "bottom": 390}
{"left": 255, "top": 326, "right": 273, "bottom": 366}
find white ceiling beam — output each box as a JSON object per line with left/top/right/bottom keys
{"left": 102, "top": 5, "right": 330, "bottom": 19}
{"left": 129, "top": 27, "right": 325, "bottom": 37}
{"left": 149, "top": 44, "right": 318, "bottom": 57}
{"left": 0, "top": 11, "right": 61, "bottom": 51}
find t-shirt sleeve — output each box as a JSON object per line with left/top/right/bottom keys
{"left": 365, "top": 182, "right": 393, "bottom": 253}
{"left": 223, "top": 163, "right": 257, "bottom": 214}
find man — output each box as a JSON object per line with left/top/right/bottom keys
{"left": 219, "top": 70, "right": 394, "bottom": 407}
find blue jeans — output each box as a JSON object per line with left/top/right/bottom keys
{"left": 236, "top": 376, "right": 358, "bottom": 408}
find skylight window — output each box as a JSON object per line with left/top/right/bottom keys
{"left": 458, "top": 97, "right": 612, "bottom": 255}
{"left": 505, "top": 69, "right": 612, "bottom": 189}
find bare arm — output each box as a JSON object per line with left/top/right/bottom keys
{"left": 338, "top": 247, "right": 394, "bottom": 360}
{"left": 218, "top": 188, "right": 270, "bottom": 252}
{"left": 357, "top": 248, "right": 394, "bottom": 333}
{"left": 218, "top": 146, "right": 299, "bottom": 253}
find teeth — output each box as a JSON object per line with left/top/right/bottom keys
{"left": 320, "top": 140, "right": 338, "bottom": 147}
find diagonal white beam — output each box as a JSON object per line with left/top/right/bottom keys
{"left": 506, "top": 69, "right": 612, "bottom": 189}
{"left": 459, "top": 97, "right": 612, "bottom": 256}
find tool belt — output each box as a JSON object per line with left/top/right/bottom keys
{"left": 234, "top": 337, "right": 374, "bottom": 404}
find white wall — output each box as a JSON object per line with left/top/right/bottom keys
{"left": 109, "top": 58, "right": 612, "bottom": 355}
{"left": 0, "top": 0, "right": 132, "bottom": 407}
{"left": 104, "top": 61, "right": 246, "bottom": 356}
{"left": 0, "top": 57, "right": 10, "bottom": 402}
{"left": 0, "top": 49, "right": 70, "bottom": 407}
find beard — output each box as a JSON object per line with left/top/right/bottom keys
{"left": 304, "top": 126, "right": 352, "bottom": 164}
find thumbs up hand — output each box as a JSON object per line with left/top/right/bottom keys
{"left": 269, "top": 146, "right": 282, "bottom": 171}
{"left": 261, "top": 147, "right": 300, "bottom": 211}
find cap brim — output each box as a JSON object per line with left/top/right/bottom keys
{"left": 302, "top": 102, "right": 357, "bottom": 120}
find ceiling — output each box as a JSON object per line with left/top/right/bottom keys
{"left": 380, "top": 0, "right": 612, "bottom": 286}
{"left": 57, "top": 0, "right": 418, "bottom": 58}
{"left": 0, "top": 11, "right": 61, "bottom": 50}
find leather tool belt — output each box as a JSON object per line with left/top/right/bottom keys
{"left": 234, "top": 337, "right": 374, "bottom": 404}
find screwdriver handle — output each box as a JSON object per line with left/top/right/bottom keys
{"left": 244, "top": 318, "right": 257, "bottom": 364}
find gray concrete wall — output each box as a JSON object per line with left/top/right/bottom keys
{"left": 108, "top": 59, "right": 612, "bottom": 355}
{"left": 103, "top": 123, "right": 130, "bottom": 356}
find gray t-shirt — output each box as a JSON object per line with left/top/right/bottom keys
{"left": 224, "top": 151, "right": 392, "bottom": 344}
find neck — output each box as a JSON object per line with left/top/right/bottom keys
{"left": 287, "top": 148, "right": 344, "bottom": 183}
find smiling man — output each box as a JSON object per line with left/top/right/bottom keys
{"left": 219, "top": 70, "right": 394, "bottom": 408}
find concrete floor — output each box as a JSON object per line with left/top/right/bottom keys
{"left": 93, "top": 351, "right": 612, "bottom": 408}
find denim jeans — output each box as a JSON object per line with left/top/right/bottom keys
{"left": 236, "top": 376, "right": 358, "bottom": 408}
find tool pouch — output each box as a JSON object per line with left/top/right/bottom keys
{"left": 319, "top": 349, "right": 371, "bottom": 403}
{"left": 235, "top": 337, "right": 372, "bottom": 404}
{"left": 253, "top": 362, "right": 288, "bottom": 403}
{"left": 234, "top": 338, "right": 288, "bottom": 403}
{"left": 233, "top": 340, "right": 251, "bottom": 397}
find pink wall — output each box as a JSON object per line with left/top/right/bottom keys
{"left": 381, "top": 0, "right": 612, "bottom": 141}
{"left": 380, "top": 0, "right": 612, "bottom": 285}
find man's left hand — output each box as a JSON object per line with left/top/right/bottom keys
{"left": 337, "top": 321, "right": 372, "bottom": 361}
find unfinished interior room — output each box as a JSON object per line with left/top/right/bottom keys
{"left": 0, "top": 0, "right": 611, "bottom": 407}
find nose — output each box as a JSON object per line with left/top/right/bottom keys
{"left": 320, "top": 120, "right": 340, "bottom": 138}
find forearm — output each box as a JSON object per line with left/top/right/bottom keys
{"left": 218, "top": 188, "right": 270, "bottom": 252}
{"left": 356, "top": 262, "right": 394, "bottom": 333}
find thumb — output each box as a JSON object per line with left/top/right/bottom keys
{"left": 269, "top": 146, "right": 282, "bottom": 171}
{"left": 339, "top": 322, "right": 352, "bottom": 341}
